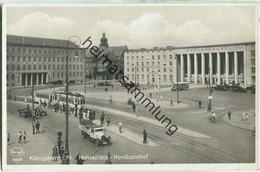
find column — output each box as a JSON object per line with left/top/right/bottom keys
{"left": 234, "top": 51, "right": 238, "bottom": 84}
{"left": 217, "top": 52, "right": 221, "bottom": 85}
{"left": 225, "top": 52, "right": 229, "bottom": 84}
{"left": 174, "top": 55, "right": 177, "bottom": 83}
{"left": 209, "top": 53, "right": 213, "bottom": 85}
{"left": 25, "top": 73, "right": 27, "bottom": 86}
{"left": 243, "top": 49, "right": 247, "bottom": 86}
{"left": 180, "top": 54, "right": 184, "bottom": 82}
{"left": 194, "top": 53, "right": 198, "bottom": 84}
{"left": 187, "top": 54, "right": 191, "bottom": 83}
{"left": 30, "top": 73, "right": 33, "bottom": 86}
{"left": 36, "top": 73, "right": 39, "bottom": 85}
{"left": 41, "top": 73, "right": 44, "bottom": 85}
{"left": 201, "top": 53, "right": 205, "bottom": 84}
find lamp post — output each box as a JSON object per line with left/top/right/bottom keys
{"left": 175, "top": 54, "right": 179, "bottom": 104}
{"left": 63, "top": 35, "right": 81, "bottom": 164}
{"left": 157, "top": 72, "right": 160, "bottom": 90}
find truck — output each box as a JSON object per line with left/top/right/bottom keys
{"left": 79, "top": 120, "right": 111, "bottom": 146}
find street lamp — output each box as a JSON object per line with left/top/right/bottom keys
{"left": 175, "top": 54, "right": 179, "bottom": 104}
{"left": 64, "top": 35, "right": 81, "bottom": 164}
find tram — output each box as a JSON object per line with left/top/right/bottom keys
{"left": 34, "top": 90, "right": 86, "bottom": 108}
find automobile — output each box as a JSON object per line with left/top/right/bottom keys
{"left": 97, "top": 81, "right": 112, "bottom": 86}
{"left": 232, "top": 86, "right": 247, "bottom": 93}
{"left": 17, "top": 109, "right": 33, "bottom": 118}
{"left": 171, "top": 82, "right": 189, "bottom": 91}
{"left": 213, "top": 85, "right": 228, "bottom": 91}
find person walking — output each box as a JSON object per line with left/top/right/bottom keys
{"left": 52, "top": 145, "right": 58, "bottom": 161}
{"left": 32, "top": 117, "right": 36, "bottom": 134}
{"left": 106, "top": 116, "right": 111, "bottom": 126}
{"left": 228, "top": 110, "right": 232, "bottom": 120}
{"left": 198, "top": 100, "right": 202, "bottom": 109}
{"left": 109, "top": 95, "right": 113, "bottom": 103}
{"left": 7, "top": 133, "right": 10, "bottom": 145}
{"left": 170, "top": 99, "right": 173, "bottom": 106}
{"left": 245, "top": 112, "right": 248, "bottom": 120}
{"left": 143, "top": 129, "right": 147, "bottom": 144}
{"left": 23, "top": 131, "right": 26, "bottom": 143}
{"left": 132, "top": 101, "right": 136, "bottom": 112}
{"left": 119, "top": 122, "right": 123, "bottom": 133}
{"left": 75, "top": 153, "right": 84, "bottom": 164}
{"left": 18, "top": 131, "right": 22, "bottom": 143}
{"left": 242, "top": 111, "right": 246, "bottom": 121}
{"left": 60, "top": 147, "right": 65, "bottom": 160}
{"left": 57, "top": 136, "right": 62, "bottom": 154}
{"left": 36, "top": 121, "right": 40, "bottom": 133}
{"left": 105, "top": 151, "right": 112, "bottom": 164}
{"left": 160, "top": 95, "right": 163, "bottom": 101}
{"left": 100, "top": 112, "right": 105, "bottom": 125}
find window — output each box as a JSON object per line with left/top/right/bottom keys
{"left": 127, "top": 68, "right": 129, "bottom": 72}
{"left": 142, "top": 68, "right": 144, "bottom": 72}
{"left": 61, "top": 72, "right": 64, "bottom": 78}
{"left": 251, "top": 59, "right": 255, "bottom": 65}
{"left": 57, "top": 65, "right": 60, "bottom": 70}
{"left": 152, "top": 55, "right": 155, "bottom": 60}
{"left": 77, "top": 72, "right": 79, "bottom": 77}
{"left": 39, "top": 57, "right": 41, "bottom": 62}
{"left": 57, "top": 58, "right": 60, "bottom": 62}
{"left": 80, "top": 72, "right": 82, "bottom": 77}
{"left": 44, "top": 57, "right": 46, "bottom": 62}
{"left": 34, "top": 65, "right": 36, "bottom": 70}
{"left": 23, "top": 49, "right": 26, "bottom": 53}
{"left": 34, "top": 57, "right": 36, "bottom": 61}
{"left": 23, "top": 57, "right": 26, "bottom": 61}
{"left": 39, "top": 50, "right": 42, "bottom": 54}
{"left": 163, "top": 55, "right": 166, "bottom": 60}
{"left": 170, "top": 61, "right": 173, "bottom": 66}
{"left": 29, "top": 49, "right": 31, "bottom": 53}
{"left": 252, "top": 67, "right": 255, "bottom": 73}
{"left": 251, "top": 50, "right": 255, "bottom": 56}
{"left": 12, "top": 74, "right": 14, "bottom": 80}
{"left": 53, "top": 65, "right": 55, "bottom": 70}
{"left": 170, "top": 75, "right": 173, "bottom": 81}
{"left": 17, "top": 56, "right": 20, "bottom": 61}
{"left": 23, "top": 65, "right": 26, "bottom": 70}
{"left": 164, "top": 68, "right": 166, "bottom": 72}
{"left": 12, "top": 56, "right": 15, "bottom": 61}
{"left": 7, "top": 74, "right": 8, "bottom": 80}
{"left": 142, "top": 74, "right": 144, "bottom": 80}
{"left": 28, "top": 65, "right": 31, "bottom": 70}
{"left": 12, "top": 65, "right": 15, "bottom": 70}
{"left": 44, "top": 50, "right": 47, "bottom": 54}
{"left": 132, "top": 68, "right": 134, "bottom": 72}
{"left": 48, "top": 65, "right": 51, "bottom": 70}
{"left": 73, "top": 65, "right": 75, "bottom": 69}
{"left": 39, "top": 65, "right": 42, "bottom": 70}
{"left": 7, "top": 65, "right": 9, "bottom": 70}
{"left": 163, "top": 75, "right": 166, "bottom": 82}
{"left": 61, "top": 65, "right": 64, "bottom": 70}
{"left": 44, "top": 65, "right": 46, "bottom": 70}
{"left": 28, "top": 57, "right": 31, "bottom": 61}
{"left": 18, "top": 48, "right": 21, "bottom": 53}
{"left": 53, "top": 57, "right": 55, "bottom": 62}
{"left": 34, "top": 49, "right": 36, "bottom": 53}
{"left": 158, "top": 55, "right": 160, "bottom": 59}
{"left": 57, "top": 73, "right": 60, "bottom": 78}
{"left": 76, "top": 51, "right": 79, "bottom": 56}
{"left": 17, "top": 65, "right": 20, "bottom": 71}
{"left": 73, "top": 72, "right": 75, "bottom": 77}
{"left": 53, "top": 73, "right": 55, "bottom": 79}
{"left": 170, "top": 55, "right": 172, "bottom": 59}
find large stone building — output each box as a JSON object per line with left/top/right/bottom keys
{"left": 6, "top": 35, "right": 86, "bottom": 87}
{"left": 86, "top": 33, "right": 127, "bottom": 80}
{"left": 124, "top": 42, "right": 255, "bottom": 86}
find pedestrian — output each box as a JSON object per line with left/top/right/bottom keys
{"left": 105, "top": 151, "right": 112, "bottom": 164}
{"left": 149, "top": 92, "right": 152, "bottom": 98}
{"left": 143, "top": 129, "right": 147, "bottom": 144}
{"left": 242, "top": 111, "right": 246, "bottom": 121}
{"left": 14, "top": 94, "right": 16, "bottom": 102}
{"left": 23, "top": 131, "right": 26, "bottom": 143}
{"left": 74, "top": 104, "right": 78, "bottom": 117}
{"left": 100, "top": 112, "right": 105, "bottom": 125}
{"left": 245, "top": 112, "right": 248, "bottom": 120}
{"left": 32, "top": 117, "right": 36, "bottom": 134}
{"left": 132, "top": 101, "right": 136, "bottom": 112}
{"left": 52, "top": 145, "right": 58, "bottom": 161}
{"left": 106, "top": 116, "right": 111, "bottom": 126}
{"left": 228, "top": 110, "right": 232, "bottom": 120}
{"left": 26, "top": 104, "right": 30, "bottom": 110}
{"left": 94, "top": 83, "right": 96, "bottom": 88}
{"left": 198, "top": 100, "right": 202, "bottom": 109}
{"left": 18, "top": 131, "right": 22, "bottom": 143}
{"left": 24, "top": 96, "right": 27, "bottom": 103}
{"left": 75, "top": 153, "right": 84, "bottom": 164}
{"left": 170, "top": 99, "right": 173, "bottom": 106}
{"left": 109, "top": 95, "right": 113, "bottom": 103}
{"left": 36, "top": 121, "right": 40, "bottom": 133}
{"left": 112, "top": 85, "right": 114, "bottom": 89}
{"left": 57, "top": 136, "right": 62, "bottom": 154}
{"left": 7, "top": 133, "right": 10, "bottom": 145}
{"left": 60, "top": 146, "right": 64, "bottom": 159}
{"left": 57, "top": 130, "right": 63, "bottom": 137}
{"left": 119, "top": 122, "right": 123, "bottom": 133}
{"left": 160, "top": 95, "right": 163, "bottom": 101}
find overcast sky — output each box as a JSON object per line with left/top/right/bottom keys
{"left": 6, "top": 5, "right": 256, "bottom": 49}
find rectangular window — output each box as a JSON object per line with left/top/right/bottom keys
{"left": 23, "top": 49, "right": 26, "bottom": 53}
{"left": 28, "top": 65, "right": 31, "bottom": 70}
{"left": 170, "top": 75, "right": 173, "bottom": 81}
{"left": 34, "top": 65, "right": 36, "bottom": 70}
{"left": 49, "top": 65, "right": 51, "bottom": 70}
{"left": 158, "top": 55, "right": 160, "bottom": 59}
{"left": 169, "top": 55, "right": 172, "bottom": 59}
{"left": 12, "top": 56, "right": 15, "bottom": 61}
{"left": 17, "top": 65, "right": 20, "bottom": 71}
{"left": 44, "top": 65, "right": 46, "bottom": 70}
{"left": 29, "top": 49, "right": 31, "bottom": 53}
{"left": 170, "top": 61, "right": 173, "bottom": 66}
{"left": 12, "top": 65, "right": 15, "bottom": 70}
{"left": 164, "top": 68, "right": 166, "bottom": 72}
{"left": 251, "top": 50, "right": 255, "bottom": 56}
{"left": 34, "top": 57, "right": 36, "bottom": 61}
{"left": 12, "top": 74, "right": 14, "bottom": 80}
{"left": 163, "top": 55, "right": 166, "bottom": 60}
{"left": 53, "top": 65, "right": 55, "bottom": 70}
{"left": 28, "top": 57, "right": 31, "bottom": 61}
{"left": 39, "top": 65, "right": 42, "bottom": 70}
{"left": 23, "top": 65, "right": 25, "bottom": 70}
{"left": 164, "top": 75, "right": 166, "bottom": 82}
{"left": 57, "top": 73, "right": 60, "bottom": 78}
{"left": 251, "top": 59, "right": 255, "bottom": 65}
{"left": 34, "top": 49, "right": 36, "bottom": 53}
{"left": 17, "top": 56, "right": 20, "bottom": 61}
{"left": 252, "top": 67, "right": 255, "bottom": 73}
{"left": 23, "top": 57, "right": 26, "bottom": 61}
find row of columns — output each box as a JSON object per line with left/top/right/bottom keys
{"left": 23, "top": 73, "right": 47, "bottom": 86}
{"left": 177, "top": 51, "right": 242, "bottom": 85}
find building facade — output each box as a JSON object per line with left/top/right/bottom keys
{"left": 124, "top": 42, "right": 255, "bottom": 86}
{"left": 6, "top": 35, "right": 86, "bottom": 87}
{"left": 86, "top": 33, "right": 126, "bottom": 80}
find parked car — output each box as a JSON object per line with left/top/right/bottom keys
{"left": 214, "top": 85, "right": 228, "bottom": 91}
{"left": 17, "top": 109, "right": 32, "bottom": 118}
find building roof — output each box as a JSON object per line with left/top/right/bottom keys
{"left": 126, "top": 41, "right": 255, "bottom": 53}
{"left": 7, "top": 35, "right": 83, "bottom": 49}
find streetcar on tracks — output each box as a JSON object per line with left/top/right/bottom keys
{"left": 34, "top": 90, "right": 86, "bottom": 108}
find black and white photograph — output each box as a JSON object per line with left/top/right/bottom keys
{"left": 2, "top": 3, "right": 259, "bottom": 171}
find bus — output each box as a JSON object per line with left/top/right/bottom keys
{"left": 171, "top": 82, "right": 189, "bottom": 91}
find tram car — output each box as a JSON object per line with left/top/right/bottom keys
{"left": 34, "top": 90, "right": 86, "bottom": 108}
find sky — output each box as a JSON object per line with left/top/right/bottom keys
{"left": 6, "top": 4, "right": 256, "bottom": 49}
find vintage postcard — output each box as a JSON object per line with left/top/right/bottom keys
{"left": 1, "top": 3, "right": 259, "bottom": 171}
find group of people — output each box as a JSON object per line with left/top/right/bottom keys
{"left": 52, "top": 130, "right": 65, "bottom": 162}
{"left": 32, "top": 117, "right": 41, "bottom": 134}
{"left": 17, "top": 131, "right": 27, "bottom": 144}
{"left": 100, "top": 112, "right": 111, "bottom": 126}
